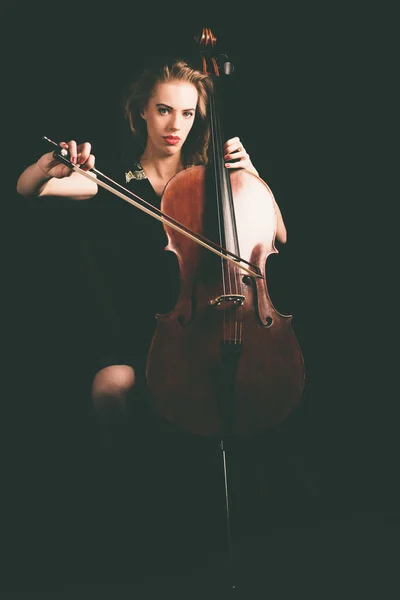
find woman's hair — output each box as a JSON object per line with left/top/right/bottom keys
{"left": 123, "top": 59, "right": 212, "bottom": 165}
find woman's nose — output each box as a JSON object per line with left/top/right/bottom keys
{"left": 169, "top": 115, "right": 181, "bottom": 131}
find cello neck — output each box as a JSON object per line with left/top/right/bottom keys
{"left": 207, "top": 59, "right": 240, "bottom": 258}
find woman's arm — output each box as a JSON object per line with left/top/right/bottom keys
{"left": 16, "top": 140, "right": 98, "bottom": 201}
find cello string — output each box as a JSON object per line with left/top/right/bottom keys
{"left": 209, "top": 89, "right": 226, "bottom": 296}
{"left": 214, "top": 76, "right": 244, "bottom": 343}
{"left": 210, "top": 73, "right": 244, "bottom": 344}
{"left": 209, "top": 81, "right": 231, "bottom": 342}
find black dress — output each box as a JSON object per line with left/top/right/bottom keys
{"left": 82, "top": 158, "right": 180, "bottom": 384}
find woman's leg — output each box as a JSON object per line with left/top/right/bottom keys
{"left": 91, "top": 364, "right": 136, "bottom": 451}
{"left": 86, "top": 365, "right": 140, "bottom": 576}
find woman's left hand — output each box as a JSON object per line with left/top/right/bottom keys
{"left": 224, "top": 137, "right": 259, "bottom": 177}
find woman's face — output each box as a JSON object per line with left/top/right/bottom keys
{"left": 142, "top": 81, "right": 198, "bottom": 156}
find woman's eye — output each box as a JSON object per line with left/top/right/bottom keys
{"left": 184, "top": 112, "right": 194, "bottom": 118}
{"left": 158, "top": 108, "right": 169, "bottom": 115}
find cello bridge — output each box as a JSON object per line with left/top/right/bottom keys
{"left": 209, "top": 294, "right": 245, "bottom": 308}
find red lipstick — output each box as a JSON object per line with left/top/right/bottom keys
{"left": 163, "top": 136, "right": 180, "bottom": 145}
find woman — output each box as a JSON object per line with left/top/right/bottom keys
{"left": 16, "top": 59, "right": 287, "bottom": 450}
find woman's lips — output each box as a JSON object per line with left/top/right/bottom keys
{"left": 163, "top": 136, "right": 180, "bottom": 145}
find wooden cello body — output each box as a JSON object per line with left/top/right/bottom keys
{"left": 146, "top": 163, "right": 305, "bottom": 436}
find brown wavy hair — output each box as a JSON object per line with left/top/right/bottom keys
{"left": 123, "top": 59, "right": 212, "bottom": 166}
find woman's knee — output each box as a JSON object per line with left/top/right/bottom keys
{"left": 91, "top": 364, "right": 136, "bottom": 413}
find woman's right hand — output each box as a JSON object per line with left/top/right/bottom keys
{"left": 36, "top": 140, "right": 95, "bottom": 180}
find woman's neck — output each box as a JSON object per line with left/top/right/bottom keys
{"left": 140, "top": 148, "right": 183, "bottom": 181}
{"left": 140, "top": 147, "right": 185, "bottom": 197}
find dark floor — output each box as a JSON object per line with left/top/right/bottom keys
{"left": 2, "top": 381, "right": 399, "bottom": 599}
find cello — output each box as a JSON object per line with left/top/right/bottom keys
{"left": 145, "top": 29, "right": 305, "bottom": 437}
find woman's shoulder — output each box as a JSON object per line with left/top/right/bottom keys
{"left": 93, "top": 151, "right": 160, "bottom": 214}
{"left": 96, "top": 152, "right": 130, "bottom": 183}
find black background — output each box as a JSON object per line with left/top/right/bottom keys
{"left": 2, "top": 4, "right": 397, "bottom": 597}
